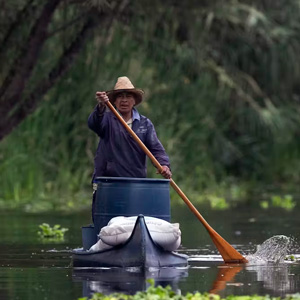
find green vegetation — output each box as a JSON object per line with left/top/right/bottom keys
{"left": 78, "top": 280, "right": 300, "bottom": 300}
{"left": 38, "top": 223, "right": 68, "bottom": 240}
{"left": 260, "top": 195, "right": 296, "bottom": 211}
{"left": 1, "top": 1, "right": 300, "bottom": 211}
{"left": 285, "top": 255, "right": 298, "bottom": 262}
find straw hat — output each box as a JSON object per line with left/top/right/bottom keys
{"left": 106, "top": 76, "right": 144, "bottom": 106}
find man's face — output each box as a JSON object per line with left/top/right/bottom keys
{"left": 114, "top": 92, "right": 136, "bottom": 115}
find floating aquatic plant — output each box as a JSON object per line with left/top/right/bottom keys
{"left": 260, "top": 195, "right": 296, "bottom": 211}
{"left": 38, "top": 223, "right": 68, "bottom": 240}
{"left": 285, "top": 255, "right": 297, "bottom": 261}
{"left": 209, "top": 196, "right": 229, "bottom": 210}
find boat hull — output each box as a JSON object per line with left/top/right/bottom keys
{"left": 72, "top": 215, "right": 188, "bottom": 268}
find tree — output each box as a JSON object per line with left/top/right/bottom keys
{"left": 0, "top": 0, "right": 129, "bottom": 140}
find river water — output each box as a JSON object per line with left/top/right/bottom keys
{"left": 0, "top": 205, "right": 299, "bottom": 300}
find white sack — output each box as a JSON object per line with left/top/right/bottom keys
{"left": 100, "top": 216, "right": 181, "bottom": 251}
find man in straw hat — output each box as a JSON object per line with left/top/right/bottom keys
{"left": 88, "top": 77, "right": 172, "bottom": 214}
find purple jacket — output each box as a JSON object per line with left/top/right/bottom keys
{"left": 88, "top": 105, "right": 170, "bottom": 181}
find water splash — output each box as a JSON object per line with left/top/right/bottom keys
{"left": 247, "top": 235, "right": 291, "bottom": 263}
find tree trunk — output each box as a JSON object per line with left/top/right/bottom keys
{"left": 0, "top": 0, "right": 61, "bottom": 128}
{"left": 0, "top": 17, "right": 97, "bottom": 141}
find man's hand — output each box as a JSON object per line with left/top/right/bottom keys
{"left": 95, "top": 91, "right": 109, "bottom": 107}
{"left": 157, "top": 165, "right": 172, "bottom": 179}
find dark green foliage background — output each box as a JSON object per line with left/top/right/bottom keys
{"left": 1, "top": 0, "right": 299, "bottom": 210}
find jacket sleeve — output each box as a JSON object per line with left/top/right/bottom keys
{"left": 87, "top": 104, "right": 106, "bottom": 137}
{"left": 145, "top": 120, "right": 170, "bottom": 168}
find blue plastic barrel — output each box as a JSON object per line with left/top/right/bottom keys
{"left": 93, "top": 177, "right": 171, "bottom": 233}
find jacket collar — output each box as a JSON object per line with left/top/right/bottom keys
{"left": 132, "top": 108, "right": 140, "bottom": 121}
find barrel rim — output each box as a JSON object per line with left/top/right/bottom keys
{"left": 94, "top": 177, "right": 170, "bottom": 183}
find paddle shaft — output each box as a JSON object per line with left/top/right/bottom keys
{"left": 105, "top": 100, "right": 248, "bottom": 263}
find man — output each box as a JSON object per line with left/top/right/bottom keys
{"left": 88, "top": 76, "right": 172, "bottom": 180}
{"left": 88, "top": 77, "right": 172, "bottom": 218}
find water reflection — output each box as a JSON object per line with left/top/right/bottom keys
{"left": 72, "top": 267, "right": 188, "bottom": 298}
{"left": 72, "top": 244, "right": 299, "bottom": 298}
{"left": 245, "top": 262, "right": 300, "bottom": 296}
{"left": 187, "top": 253, "right": 300, "bottom": 296}
{"left": 70, "top": 240, "right": 300, "bottom": 298}
{"left": 209, "top": 264, "right": 243, "bottom": 294}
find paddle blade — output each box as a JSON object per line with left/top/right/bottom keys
{"left": 208, "top": 230, "right": 248, "bottom": 263}
{"left": 169, "top": 179, "right": 248, "bottom": 263}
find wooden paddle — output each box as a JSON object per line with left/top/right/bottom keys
{"left": 105, "top": 100, "right": 248, "bottom": 263}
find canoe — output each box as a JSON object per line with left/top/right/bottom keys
{"left": 72, "top": 177, "right": 188, "bottom": 268}
{"left": 72, "top": 215, "right": 188, "bottom": 268}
